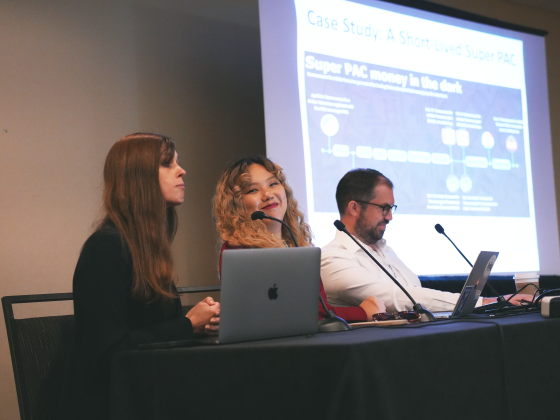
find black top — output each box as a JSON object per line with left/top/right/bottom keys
{"left": 59, "top": 225, "right": 194, "bottom": 420}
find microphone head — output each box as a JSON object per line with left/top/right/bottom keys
{"left": 334, "top": 220, "right": 346, "bottom": 231}
{"left": 434, "top": 224, "right": 444, "bottom": 234}
{"left": 251, "top": 211, "right": 266, "bottom": 221}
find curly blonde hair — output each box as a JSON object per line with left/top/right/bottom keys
{"left": 214, "top": 156, "right": 313, "bottom": 248}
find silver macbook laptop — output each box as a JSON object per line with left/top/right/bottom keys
{"left": 219, "top": 247, "right": 320, "bottom": 344}
{"left": 434, "top": 251, "right": 499, "bottom": 319}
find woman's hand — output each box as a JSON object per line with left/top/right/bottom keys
{"left": 186, "top": 296, "right": 221, "bottom": 335}
{"left": 205, "top": 314, "right": 220, "bottom": 336}
{"left": 359, "top": 296, "right": 387, "bottom": 321}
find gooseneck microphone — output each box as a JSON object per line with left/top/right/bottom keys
{"left": 251, "top": 211, "right": 299, "bottom": 246}
{"left": 434, "top": 223, "right": 505, "bottom": 303}
{"left": 434, "top": 224, "right": 472, "bottom": 268}
{"left": 251, "top": 211, "right": 351, "bottom": 332}
{"left": 334, "top": 220, "right": 436, "bottom": 322}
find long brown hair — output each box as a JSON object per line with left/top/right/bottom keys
{"left": 100, "top": 132, "right": 178, "bottom": 304}
{"left": 214, "top": 156, "right": 313, "bottom": 248}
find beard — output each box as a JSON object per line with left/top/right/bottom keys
{"left": 355, "top": 212, "right": 388, "bottom": 245}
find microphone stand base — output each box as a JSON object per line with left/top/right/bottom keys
{"left": 318, "top": 316, "right": 351, "bottom": 332}
{"left": 418, "top": 312, "right": 436, "bottom": 323}
{"left": 413, "top": 303, "right": 437, "bottom": 322}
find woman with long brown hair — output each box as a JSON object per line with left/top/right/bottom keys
{"left": 214, "top": 155, "right": 385, "bottom": 322}
{"left": 60, "top": 133, "right": 219, "bottom": 420}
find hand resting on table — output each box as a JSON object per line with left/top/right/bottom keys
{"left": 186, "top": 296, "right": 220, "bottom": 335}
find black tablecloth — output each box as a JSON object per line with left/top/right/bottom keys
{"left": 490, "top": 314, "right": 560, "bottom": 419}
{"left": 110, "top": 313, "right": 560, "bottom": 420}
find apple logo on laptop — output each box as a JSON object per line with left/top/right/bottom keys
{"left": 268, "top": 284, "right": 278, "bottom": 300}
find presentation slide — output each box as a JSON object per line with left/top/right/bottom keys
{"left": 305, "top": 53, "right": 529, "bottom": 218}
{"left": 260, "top": 0, "right": 560, "bottom": 275}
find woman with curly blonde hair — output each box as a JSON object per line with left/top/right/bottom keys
{"left": 214, "top": 155, "right": 385, "bottom": 322}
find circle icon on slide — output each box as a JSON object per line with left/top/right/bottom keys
{"left": 481, "top": 131, "right": 495, "bottom": 149}
{"left": 320, "top": 114, "right": 339, "bottom": 137}
{"left": 460, "top": 174, "right": 472, "bottom": 193}
{"left": 506, "top": 135, "right": 518, "bottom": 152}
{"left": 446, "top": 174, "right": 459, "bottom": 193}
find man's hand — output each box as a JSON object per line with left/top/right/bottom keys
{"left": 359, "top": 296, "right": 387, "bottom": 321}
{"left": 504, "top": 294, "right": 534, "bottom": 306}
{"left": 186, "top": 297, "right": 221, "bottom": 335}
{"left": 482, "top": 294, "right": 534, "bottom": 306}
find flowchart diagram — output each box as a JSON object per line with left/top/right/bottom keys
{"left": 303, "top": 52, "right": 530, "bottom": 217}
{"left": 319, "top": 113, "right": 521, "bottom": 194}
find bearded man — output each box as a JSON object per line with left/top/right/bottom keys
{"left": 320, "top": 169, "right": 530, "bottom": 313}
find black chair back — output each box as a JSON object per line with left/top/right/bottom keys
{"left": 2, "top": 293, "right": 74, "bottom": 420}
{"left": 2, "top": 286, "right": 220, "bottom": 420}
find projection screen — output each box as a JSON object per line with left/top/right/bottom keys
{"left": 259, "top": 0, "right": 560, "bottom": 275}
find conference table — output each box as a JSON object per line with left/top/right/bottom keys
{"left": 110, "top": 312, "right": 559, "bottom": 420}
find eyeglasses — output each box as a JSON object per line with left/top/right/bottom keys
{"left": 355, "top": 201, "right": 397, "bottom": 216}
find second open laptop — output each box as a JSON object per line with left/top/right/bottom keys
{"left": 218, "top": 247, "right": 321, "bottom": 344}
{"left": 433, "top": 251, "right": 499, "bottom": 319}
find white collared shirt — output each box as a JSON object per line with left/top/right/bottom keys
{"left": 321, "top": 230, "right": 482, "bottom": 313}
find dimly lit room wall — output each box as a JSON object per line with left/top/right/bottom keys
{"left": 0, "top": 1, "right": 264, "bottom": 417}
{"left": 1, "top": 0, "right": 559, "bottom": 418}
